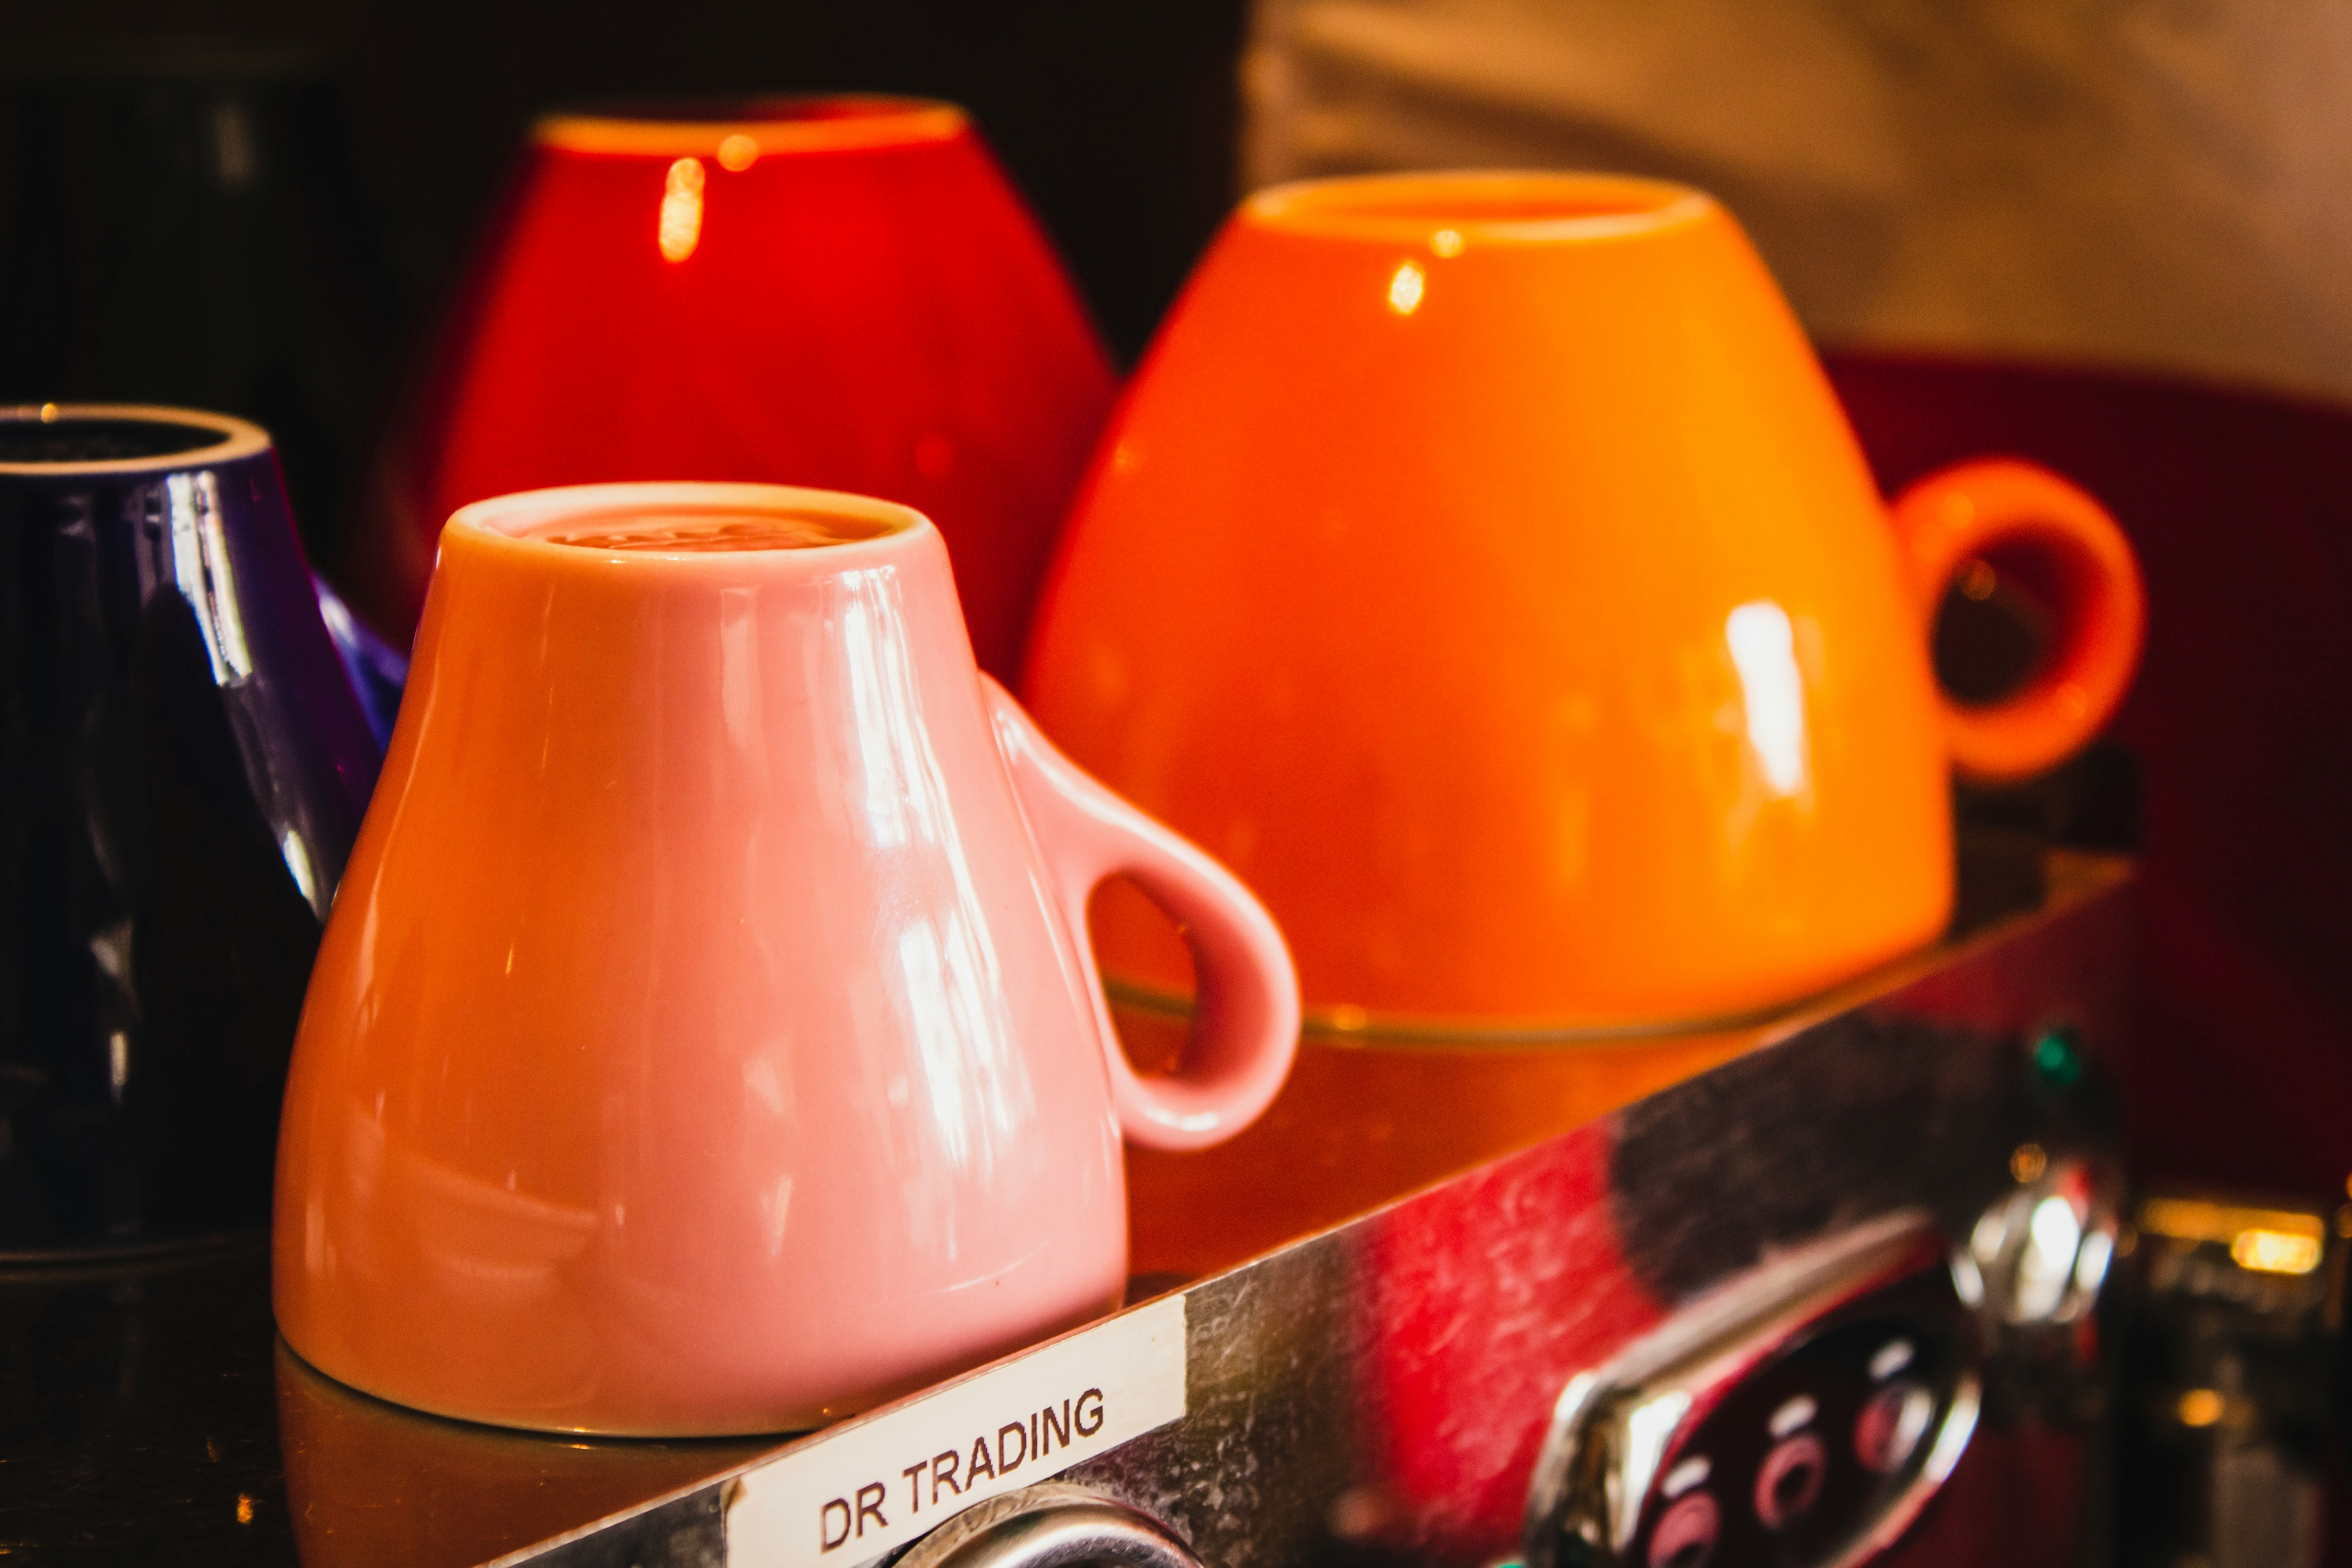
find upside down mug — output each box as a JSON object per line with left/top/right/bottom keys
{"left": 0, "top": 404, "right": 379, "bottom": 1254}
{"left": 353, "top": 96, "right": 1117, "bottom": 682}
{"left": 1026, "top": 171, "right": 2145, "bottom": 1032}
{"left": 273, "top": 482, "right": 1298, "bottom": 1435}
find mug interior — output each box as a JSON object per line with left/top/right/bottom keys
{"left": 534, "top": 94, "right": 963, "bottom": 156}
{"left": 454, "top": 484, "right": 922, "bottom": 557}
{"left": 0, "top": 413, "right": 231, "bottom": 464}
{"left": 1247, "top": 173, "right": 1711, "bottom": 243}
{"left": 519, "top": 505, "right": 902, "bottom": 554}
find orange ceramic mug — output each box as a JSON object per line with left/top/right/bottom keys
{"left": 1024, "top": 172, "right": 2144, "bottom": 1033}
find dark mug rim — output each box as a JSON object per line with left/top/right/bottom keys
{"left": 0, "top": 404, "right": 271, "bottom": 475}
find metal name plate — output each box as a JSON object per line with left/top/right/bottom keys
{"left": 726, "top": 1295, "right": 1189, "bottom": 1568}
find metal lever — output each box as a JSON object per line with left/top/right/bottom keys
{"left": 895, "top": 1484, "right": 1207, "bottom": 1568}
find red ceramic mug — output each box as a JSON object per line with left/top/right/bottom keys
{"left": 352, "top": 97, "right": 1116, "bottom": 682}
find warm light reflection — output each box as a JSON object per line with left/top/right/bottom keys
{"left": 659, "top": 157, "right": 706, "bottom": 261}
{"left": 1430, "top": 227, "right": 1464, "bottom": 258}
{"left": 1387, "top": 260, "right": 1425, "bottom": 315}
{"left": 1724, "top": 600, "right": 1807, "bottom": 797}
{"left": 2232, "top": 1227, "right": 2322, "bottom": 1275}
{"left": 717, "top": 133, "right": 760, "bottom": 172}
{"left": 2141, "top": 1196, "right": 2318, "bottom": 1242}
{"left": 213, "top": 104, "right": 256, "bottom": 191}
{"left": 2139, "top": 1195, "right": 2327, "bottom": 1275}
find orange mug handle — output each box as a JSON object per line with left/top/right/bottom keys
{"left": 1887, "top": 458, "right": 2146, "bottom": 784}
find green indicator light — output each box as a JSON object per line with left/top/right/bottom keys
{"left": 2031, "top": 1027, "right": 2085, "bottom": 1088}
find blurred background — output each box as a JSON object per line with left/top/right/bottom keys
{"left": 0, "top": 0, "right": 1250, "bottom": 370}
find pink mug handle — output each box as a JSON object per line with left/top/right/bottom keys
{"left": 983, "top": 676, "right": 1299, "bottom": 1152}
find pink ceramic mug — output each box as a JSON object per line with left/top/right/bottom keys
{"left": 273, "top": 482, "right": 1299, "bottom": 1435}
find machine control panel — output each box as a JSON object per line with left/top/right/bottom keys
{"left": 1617, "top": 1274, "right": 1972, "bottom": 1568}
{"left": 1524, "top": 1217, "right": 1983, "bottom": 1568}
{"left": 1524, "top": 1145, "right": 2122, "bottom": 1568}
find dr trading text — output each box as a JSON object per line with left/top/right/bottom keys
{"left": 818, "top": 1388, "right": 1107, "bottom": 1550}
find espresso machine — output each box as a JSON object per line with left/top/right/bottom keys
{"left": 6, "top": 849, "right": 2179, "bottom": 1568}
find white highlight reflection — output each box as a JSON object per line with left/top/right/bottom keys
{"left": 1619, "top": 1390, "right": 1693, "bottom": 1545}
{"left": 2014, "top": 1194, "right": 2084, "bottom": 1321}
{"left": 168, "top": 471, "right": 253, "bottom": 684}
{"left": 1387, "top": 260, "right": 1425, "bottom": 314}
{"left": 659, "top": 157, "right": 706, "bottom": 262}
{"left": 2074, "top": 1226, "right": 2116, "bottom": 1297}
{"left": 1661, "top": 1456, "right": 1711, "bottom": 1498}
{"left": 837, "top": 568, "right": 1032, "bottom": 1217}
{"left": 1725, "top": 599, "right": 1808, "bottom": 797}
{"left": 280, "top": 829, "right": 320, "bottom": 913}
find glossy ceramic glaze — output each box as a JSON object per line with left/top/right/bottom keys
{"left": 0, "top": 405, "right": 380, "bottom": 1253}
{"left": 1025, "top": 173, "right": 2143, "bottom": 1030}
{"left": 353, "top": 96, "right": 1116, "bottom": 682}
{"left": 275, "top": 482, "right": 1297, "bottom": 1436}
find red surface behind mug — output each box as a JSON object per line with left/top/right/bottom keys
{"left": 351, "top": 97, "right": 1116, "bottom": 681}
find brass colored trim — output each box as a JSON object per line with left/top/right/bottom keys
{"left": 2137, "top": 1197, "right": 2325, "bottom": 1246}
{"left": 1101, "top": 975, "right": 1801, "bottom": 1049}
{"left": 1102, "top": 850, "right": 2136, "bottom": 1051}
{"left": 2137, "top": 1196, "right": 2328, "bottom": 1276}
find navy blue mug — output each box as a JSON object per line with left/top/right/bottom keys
{"left": 0, "top": 404, "right": 380, "bottom": 1254}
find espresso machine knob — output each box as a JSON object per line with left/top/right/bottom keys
{"left": 1951, "top": 1150, "right": 2122, "bottom": 1331}
{"left": 896, "top": 1484, "right": 1206, "bottom": 1568}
